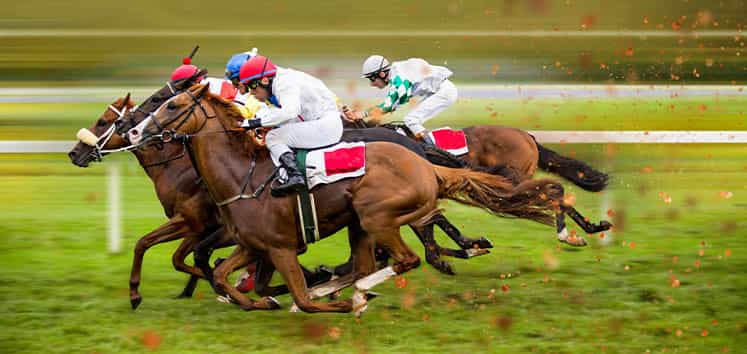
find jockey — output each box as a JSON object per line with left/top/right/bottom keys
{"left": 224, "top": 48, "right": 258, "bottom": 93}
{"left": 237, "top": 55, "right": 343, "bottom": 196}
{"left": 344, "top": 55, "right": 457, "bottom": 145}
{"left": 170, "top": 52, "right": 263, "bottom": 118}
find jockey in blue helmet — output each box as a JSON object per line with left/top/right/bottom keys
{"left": 225, "top": 48, "right": 259, "bottom": 92}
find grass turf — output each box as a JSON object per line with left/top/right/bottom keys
{"left": 0, "top": 140, "right": 745, "bottom": 353}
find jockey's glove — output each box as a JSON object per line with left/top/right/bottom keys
{"left": 240, "top": 118, "right": 262, "bottom": 130}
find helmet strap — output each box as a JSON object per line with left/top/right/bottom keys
{"left": 378, "top": 70, "right": 390, "bottom": 84}
{"left": 259, "top": 77, "right": 273, "bottom": 95}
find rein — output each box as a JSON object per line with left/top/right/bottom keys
{"left": 153, "top": 93, "right": 276, "bottom": 205}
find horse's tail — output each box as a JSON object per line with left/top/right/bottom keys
{"left": 433, "top": 165, "right": 562, "bottom": 226}
{"left": 535, "top": 141, "right": 609, "bottom": 192}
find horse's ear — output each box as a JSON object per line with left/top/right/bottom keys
{"left": 123, "top": 92, "right": 131, "bottom": 106}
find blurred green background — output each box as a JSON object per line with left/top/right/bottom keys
{"left": 0, "top": 0, "right": 745, "bottom": 86}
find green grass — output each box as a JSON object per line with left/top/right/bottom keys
{"left": 0, "top": 143, "right": 746, "bottom": 353}
{"left": 2, "top": 95, "right": 746, "bottom": 140}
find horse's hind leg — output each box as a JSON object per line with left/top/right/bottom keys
{"left": 431, "top": 213, "right": 494, "bottom": 250}
{"left": 563, "top": 205, "right": 613, "bottom": 234}
{"left": 352, "top": 226, "right": 421, "bottom": 316}
{"left": 554, "top": 207, "right": 586, "bottom": 246}
{"left": 129, "top": 215, "right": 189, "bottom": 310}
{"left": 409, "top": 223, "right": 455, "bottom": 275}
{"left": 269, "top": 247, "right": 353, "bottom": 313}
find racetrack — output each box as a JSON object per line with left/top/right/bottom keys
{"left": 1, "top": 127, "right": 745, "bottom": 354}
{"left": 2, "top": 1, "right": 746, "bottom": 351}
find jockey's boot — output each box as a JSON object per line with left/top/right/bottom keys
{"left": 419, "top": 132, "right": 436, "bottom": 147}
{"left": 271, "top": 151, "right": 306, "bottom": 196}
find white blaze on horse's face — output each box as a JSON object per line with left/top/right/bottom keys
{"left": 127, "top": 117, "right": 151, "bottom": 146}
{"left": 127, "top": 96, "right": 175, "bottom": 145}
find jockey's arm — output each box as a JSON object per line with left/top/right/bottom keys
{"left": 256, "top": 86, "right": 302, "bottom": 127}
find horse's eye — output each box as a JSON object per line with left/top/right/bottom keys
{"left": 167, "top": 102, "right": 178, "bottom": 111}
{"left": 97, "top": 119, "right": 108, "bottom": 127}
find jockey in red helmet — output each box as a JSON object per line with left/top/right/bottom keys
{"left": 238, "top": 55, "right": 343, "bottom": 196}
{"left": 169, "top": 53, "right": 263, "bottom": 118}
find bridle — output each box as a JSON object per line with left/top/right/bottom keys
{"left": 146, "top": 90, "right": 275, "bottom": 205}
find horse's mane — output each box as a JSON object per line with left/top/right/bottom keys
{"left": 194, "top": 86, "right": 259, "bottom": 153}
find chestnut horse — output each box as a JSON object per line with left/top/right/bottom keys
{"left": 69, "top": 74, "right": 337, "bottom": 308}
{"left": 68, "top": 78, "right": 222, "bottom": 309}
{"left": 129, "top": 84, "right": 594, "bottom": 313}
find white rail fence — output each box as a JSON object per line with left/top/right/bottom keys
{"left": 2, "top": 131, "right": 745, "bottom": 253}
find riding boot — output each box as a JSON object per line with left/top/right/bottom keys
{"left": 271, "top": 151, "right": 306, "bottom": 196}
{"left": 419, "top": 131, "right": 436, "bottom": 147}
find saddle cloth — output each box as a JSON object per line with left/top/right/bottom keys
{"left": 303, "top": 142, "right": 366, "bottom": 189}
{"left": 428, "top": 127, "right": 468, "bottom": 156}
{"left": 203, "top": 77, "right": 239, "bottom": 100}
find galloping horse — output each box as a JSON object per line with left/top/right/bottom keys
{"left": 347, "top": 120, "right": 612, "bottom": 246}
{"left": 130, "top": 84, "right": 600, "bottom": 313}
{"left": 68, "top": 76, "right": 223, "bottom": 309}
{"left": 69, "top": 73, "right": 341, "bottom": 307}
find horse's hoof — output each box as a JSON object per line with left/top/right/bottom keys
{"left": 598, "top": 220, "right": 613, "bottom": 231}
{"left": 431, "top": 260, "right": 456, "bottom": 275}
{"left": 216, "top": 295, "right": 233, "bottom": 304}
{"left": 265, "top": 296, "right": 281, "bottom": 310}
{"left": 464, "top": 248, "right": 490, "bottom": 258}
{"left": 473, "top": 237, "right": 494, "bottom": 249}
{"left": 560, "top": 236, "right": 588, "bottom": 247}
{"left": 352, "top": 289, "right": 368, "bottom": 317}
{"left": 174, "top": 290, "right": 194, "bottom": 299}
{"left": 365, "top": 291, "right": 380, "bottom": 301}
{"left": 130, "top": 295, "right": 143, "bottom": 310}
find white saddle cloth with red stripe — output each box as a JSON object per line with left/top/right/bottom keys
{"left": 427, "top": 127, "right": 468, "bottom": 155}
{"left": 304, "top": 142, "right": 366, "bottom": 189}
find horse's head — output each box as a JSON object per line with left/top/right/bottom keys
{"left": 131, "top": 83, "right": 220, "bottom": 145}
{"left": 68, "top": 94, "right": 135, "bottom": 167}
{"left": 117, "top": 68, "right": 208, "bottom": 139}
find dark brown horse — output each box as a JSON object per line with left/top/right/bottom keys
{"left": 131, "top": 84, "right": 597, "bottom": 313}
{"left": 68, "top": 79, "right": 223, "bottom": 309}
{"left": 348, "top": 119, "right": 612, "bottom": 246}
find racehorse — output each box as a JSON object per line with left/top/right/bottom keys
{"left": 128, "top": 83, "right": 600, "bottom": 313}
{"left": 68, "top": 73, "right": 345, "bottom": 308}
{"left": 68, "top": 77, "right": 223, "bottom": 309}
{"left": 346, "top": 119, "right": 612, "bottom": 245}
{"left": 66, "top": 71, "right": 499, "bottom": 309}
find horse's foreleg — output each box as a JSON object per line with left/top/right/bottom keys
{"left": 170, "top": 235, "right": 204, "bottom": 299}
{"left": 193, "top": 227, "right": 233, "bottom": 293}
{"left": 129, "top": 215, "right": 189, "bottom": 310}
{"left": 213, "top": 247, "right": 279, "bottom": 311}
{"left": 269, "top": 247, "right": 353, "bottom": 313}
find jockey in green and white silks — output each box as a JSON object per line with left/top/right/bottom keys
{"left": 344, "top": 55, "right": 457, "bottom": 143}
